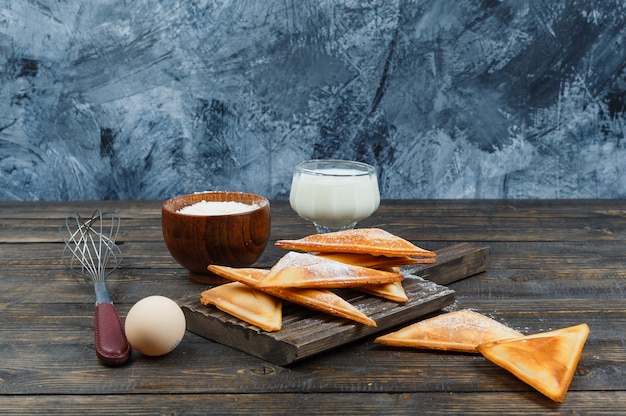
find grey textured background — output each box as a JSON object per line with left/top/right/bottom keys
{"left": 1, "top": 0, "right": 625, "bottom": 201}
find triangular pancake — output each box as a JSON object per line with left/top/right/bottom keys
{"left": 200, "top": 281, "right": 282, "bottom": 332}
{"left": 207, "top": 265, "right": 376, "bottom": 327}
{"left": 477, "top": 323, "right": 589, "bottom": 402}
{"left": 354, "top": 281, "right": 409, "bottom": 303}
{"left": 275, "top": 228, "right": 436, "bottom": 258}
{"left": 375, "top": 309, "right": 522, "bottom": 352}
{"left": 316, "top": 252, "right": 435, "bottom": 268}
{"left": 346, "top": 264, "right": 408, "bottom": 303}
{"left": 257, "top": 251, "right": 404, "bottom": 289}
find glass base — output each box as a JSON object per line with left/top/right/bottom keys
{"left": 313, "top": 221, "right": 358, "bottom": 234}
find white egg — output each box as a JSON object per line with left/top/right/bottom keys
{"left": 125, "top": 295, "right": 186, "bottom": 356}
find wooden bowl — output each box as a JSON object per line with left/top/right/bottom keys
{"left": 162, "top": 191, "right": 271, "bottom": 284}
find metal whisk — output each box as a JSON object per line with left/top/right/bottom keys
{"left": 60, "top": 210, "right": 131, "bottom": 365}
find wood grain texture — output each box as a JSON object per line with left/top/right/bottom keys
{"left": 1, "top": 392, "right": 625, "bottom": 416}
{"left": 0, "top": 199, "right": 624, "bottom": 414}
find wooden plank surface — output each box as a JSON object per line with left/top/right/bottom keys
{"left": 0, "top": 199, "right": 625, "bottom": 415}
{"left": 180, "top": 244, "right": 488, "bottom": 365}
{"left": 1, "top": 391, "right": 625, "bottom": 416}
{"left": 405, "top": 242, "right": 490, "bottom": 285}
{"left": 2, "top": 199, "right": 626, "bottom": 243}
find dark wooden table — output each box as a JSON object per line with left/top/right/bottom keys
{"left": 1, "top": 199, "right": 624, "bottom": 415}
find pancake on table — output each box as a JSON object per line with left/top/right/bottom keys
{"left": 477, "top": 323, "right": 590, "bottom": 403}
{"left": 375, "top": 309, "right": 522, "bottom": 353}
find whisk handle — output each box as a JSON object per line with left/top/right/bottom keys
{"left": 94, "top": 302, "right": 132, "bottom": 365}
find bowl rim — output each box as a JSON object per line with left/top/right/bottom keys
{"left": 162, "top": 191, "right": 270, "bottom": 217}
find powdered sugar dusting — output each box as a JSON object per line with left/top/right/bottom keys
{"left": 274, "top": 251, "right": 362, "bottom": 279}
{"left": 276, "top": 228, "right": 435, "bottom": 257}
{"left": 259, "top": 251, "right": 404, "bottom": 290}
{"left": 178, "top": 200, "right": 259, "bottom": 215}
{"left": 395, "top": 309, "right": 521, "bottom": 343}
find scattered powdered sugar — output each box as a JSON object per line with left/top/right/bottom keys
{"left": 178, "top": 200, "right": 259, "bottom": 216}
{"left": 274, "top": 252, "right": 358, "bottom": 278}
{"left": 400, "top": 309, "right": 521, "bottom": 342}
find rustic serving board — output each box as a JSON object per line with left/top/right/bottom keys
{"left": 179, "top": 243, "right": 489, "bottom": 366}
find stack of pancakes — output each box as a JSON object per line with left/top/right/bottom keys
{"left": 198, "top": 227, "right": 589, "bottom": 403}
{"left": 201, "top": 228, "right": 436, "bottom": 331}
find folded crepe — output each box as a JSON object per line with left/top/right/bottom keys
{"left": 314, "top": 257, "right": 410, "bottom": 302}
{"left": 207, "top": 265, "right": 377, "bottom": 327}
{"left": 354, "top": 281, "right": 409, "bottom": 303}
{"left": 316, "top": 252, "right": 435, "bottom": 268}
{"left": 375, "top": 309, "right": 522, "bottom": 352}
{"left": 477, "top": 323, "right": 590, "bottom": 403}
{"left": 275, "top": 228, "right": 436, "bottom": 258}
{"left": 257, "top": 251, "right": 404, "bottom": 289}
{"left": 200, "top": 281, "right": 282, "bottom": 332}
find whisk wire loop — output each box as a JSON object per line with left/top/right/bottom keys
{"left": 61, "top": 210, "right": 123, "bottom": 283}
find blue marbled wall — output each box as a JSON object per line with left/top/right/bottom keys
{"left": 1, "top": 0, "right": 625, "bottom": 200}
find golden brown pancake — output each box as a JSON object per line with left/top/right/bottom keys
{"left": 200, "top": 281, "right": 282, "bottom": 332}
{"left": 375, "top": 309, "right": 522, "bottom": 352}
{"left": 257, "top": 251, "right": 403, "bottom": 289}
{"left": 207, "top": 265, "right": 376, "bottom": 327}
{"left": 354, "top": 281, "right": 409, "bottom": 303}
{"left": 275, "top": 228, "right": 436, "bottom": 258}
{"left": 316, "top": 252, "right": 435, "bottom": 268}
{"left": 477, "top": 323, "right": 589, "bottom": 402}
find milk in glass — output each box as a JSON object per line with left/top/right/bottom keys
{"left": 289, "top": 161, "right": 380, "bottom": 232}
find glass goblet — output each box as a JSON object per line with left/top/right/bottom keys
{"left": 289, "top": 159, "right": 380, "bottom": 234}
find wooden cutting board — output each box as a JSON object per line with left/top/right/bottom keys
{"left": 179, "top": 243, "right": 489, "bottom": 366}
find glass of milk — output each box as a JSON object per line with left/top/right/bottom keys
{"left": 289, "top": 159, "right": 380, "bottom": 233}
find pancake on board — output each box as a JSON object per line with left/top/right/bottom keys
{"left": 275, "top": 228, "right": 436, "bottom": 258}
{"left": 200, "top": 281, "right": 282, "bottom": 332}
{"left": 316, "top": 252, "right": 435, "bottom": 268}
{"left": 257, "top": 251, "right": 404, "bottom": 289}
{"left": 207, "top": 265, "right": 377, "bottom": 327}
{"left": 354, "top": 281, "right": 409, "bottom": 303}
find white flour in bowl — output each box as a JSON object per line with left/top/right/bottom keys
{"left": 177, "top": 200, "right": 259, "bottom": 216}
